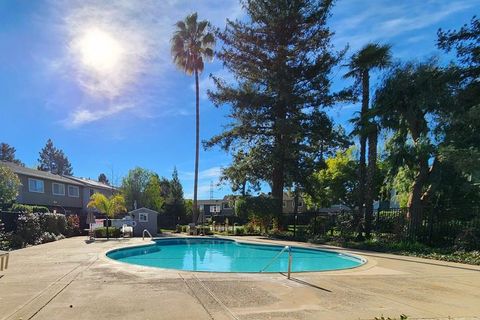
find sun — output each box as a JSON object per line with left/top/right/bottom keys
{"left": 77, "top": 28, "right": 123, "bottom": 73}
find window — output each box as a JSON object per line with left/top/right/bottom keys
{"left": 28, "top": 178, "right": 44, "bottom": 193}
{"left": 282, "top": 201, "right": 286, "bottom": 207}
{"left": 139, "top": 213, "right": 148, "bottom": 222}
{"left": 298, "top": 201, "right": 303, "bottom": 207}
{"left": 210, "top": 205, "right": 221, "bottom": 213}
{"left": 52, "top": 183, "right": 65, "bottom": 196}
{"left": 89, "top": 189, "right": 95, "bottom": 197}
{"left": 68, "top": 185, "right": 80, "bottom": 197}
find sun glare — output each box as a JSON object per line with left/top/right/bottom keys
{"left": 78, "top": 28, "right": 123, "bottom": 73}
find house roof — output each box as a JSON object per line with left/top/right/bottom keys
{"left": 67, "top": 176, "right": 115, "bottom": 191}
{"left": 1, "top": 161, "right": 84, "bottom": 186}
{"left": 1, "top": 161, "right": 116, "bottom": 190}
{"left": 128, "top": 207, "right": 159, "bottom": 215}
{"left": 197, "top": 199, "right": 227, "bottom": 205}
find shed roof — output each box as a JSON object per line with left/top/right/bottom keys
{"left": 128, "top": 207, "right": 159, "bottom": 215}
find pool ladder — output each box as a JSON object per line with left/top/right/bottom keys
{"left": 142, "top": 229, "right": 153, "bottom": 240}
{"left": 260, "top": 245, "right": 292, "bottom": 279}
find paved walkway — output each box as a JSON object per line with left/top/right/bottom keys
{"left": 1, "top": 236, "right": 479, "bottom": 320}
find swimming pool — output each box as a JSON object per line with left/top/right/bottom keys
{"left": 107, "top": 238, "right": 365, "bottom": 272}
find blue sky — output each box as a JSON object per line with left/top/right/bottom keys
{"left": 0, "top": 0, "right": 478, "bottom": 199}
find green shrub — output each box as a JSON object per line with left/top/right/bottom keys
{"left": 40, "top": 213, "right": 67, "bottom": 235}
{"left": 269, "top": 229, "right": 293, "bottom": 240}
{"left": 181, "top": 225, "right": 188, "bottom": 233}
{"left": 16, "top": 213, "right": 42, "bottom": 246}
{"left": 10, "top": 204, "right": 50, "bottom": 213}
{"left": 234, "top": 227, "right": 245, "bottom": 235}
{"left": 245, "top": 222, "right": 259, "bottom": 234}
{"left": 454, "top": 219, "right": 480, "bottom": 251}
{"left": 94, "top": 227, "right": 121, "bottom": 238}
{"left": 0, "top": 218, "right": 10, "bottom": 250}
{"left": 175, "top": 224, "right": 182, "bottom": 233}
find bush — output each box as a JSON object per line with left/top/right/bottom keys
{"left": 16, "top": 213, "right": 42, "bottom": 246}
{"left": 94, "top": 227, "right": 121, "bottom": 238}
{"left": 175, "top": 224, "right": 182, "bottom": 233}
{"left": 0, "top": 218, "right": 10, "bottom": 250}
{"left": 269, "top": 229, "right": 293, "bottom": 240}
{"left": 10, "top": 204, "right": 50, "bottom": 213}
{"left": 244, "top": 222, "right": 260, "bottom": 235}
{"left": 454, "top": 222, "right": 480, "bottom": 251}
{"left": 66, "top": 215, "right": 81, "bottom": 237}
{"left": 40, "top": 213, "right": 67, "bottom": 235}
{"left": 234, "top": 227, "right": 245, "bottom": 235}
{"left": 335, "top": 212, "right": 357, "bottom": 238}
{"left": 39, "top": 232, "right": 65, "bottom": 244}
{"left": 181, "top": 225, "right": 188, "bottom": 233}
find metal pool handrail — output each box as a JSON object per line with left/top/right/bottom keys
{"left": 260, "top": 245, "right": 292, "bottom": 279}
{"left": 142, "top": 229, "right": 153, "bottom": 240}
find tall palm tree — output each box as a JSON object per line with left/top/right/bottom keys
{"left": 344, "top": 43, "right": 392, "bottom": 237}
{"left": 87, "top": 193, "right": 126, "bottom": 240}
{"left": 171, "top": 13, "right": 215, "bottom": 225}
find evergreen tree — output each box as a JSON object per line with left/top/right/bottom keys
{"left": 98, "top": 173, "right": 110, "bottom": 185}
{"left": 37, "top": 139, "right": 73, "bottom": 176}
{"left": 206, "top": 0, "right": 344, "bottom": 217}
{"left": 0, "top": 142, "right": 24, "bottom": 166}
{"left": 165, "top": 167, "right": 185, "bottom": 221}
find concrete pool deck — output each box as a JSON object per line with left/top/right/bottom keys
{"left": 1, "top": 236, "right": 479, "bottom": 320}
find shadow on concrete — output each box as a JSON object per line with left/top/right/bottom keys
{"left": 280, "top": 273, "right": 332, "bottom": 292}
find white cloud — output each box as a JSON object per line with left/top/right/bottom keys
{"left": 332, "top": 1, "right": 475, "bottom": 52}
{"left": 65, "top": 103, "right": 134, "bottom": 127}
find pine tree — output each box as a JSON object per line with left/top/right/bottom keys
{"left": 165, "top": 167, "right": 185, "bottom": 221}
{"left": 98, "top": 173, "right": 110, "bottom": 185}
{"left": 0, "top": 142, "right": 24, "bottom": 166}
{"left": 206, "top": 0, "right": 344, "bottom": 216}
{"left": 37, "top": 139, "right": 73, "bottom": 176}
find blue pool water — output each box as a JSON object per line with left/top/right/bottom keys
{"left": 107, "top": 238, "right": 365, "bottom": 272}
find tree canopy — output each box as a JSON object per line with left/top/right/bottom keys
{"left": 0, "top": 164, "right": 21, "bottom": 208}
{"left": 0, "top": 142, "right": 24, "bottom": 166}
{"left": 37, "top": 139, "right": 73, "bottom": 176}
{"left": 206, "top": 0, "right": 345, "bottom": 215}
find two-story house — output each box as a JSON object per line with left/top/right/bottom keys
{"left": 2, "top": 161, "right": 115, "bottom": 216}
{"left": 282, "top": 192, "right": 306, "bottom": 214}
{"left": 197, "top": 196, "right": 235, "bottom": 222}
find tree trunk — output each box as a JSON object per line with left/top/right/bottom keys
{"left": 365, "top": 123, "right": 378, "bottom": 238}
{"left": 356, "top": 70, "right": 369, "bottom": 236}
{"left": 193, "top": 69, "right": 200, "bottom": 225}
{"left": 271, "top": 163, "right": 284, "bottom": 221}
{"left": 241, "top": 180, "right": 247, "bottom": 197}
{"left": 407, "top": 154, "right": 429, "bottom": 231}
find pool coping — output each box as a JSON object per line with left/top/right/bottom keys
{"left": 102, "top": 235, "right": 372, "bottom": 275}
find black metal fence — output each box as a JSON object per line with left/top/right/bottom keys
{"left": 283, "top": 206, "right": 480, "bottom": 246}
